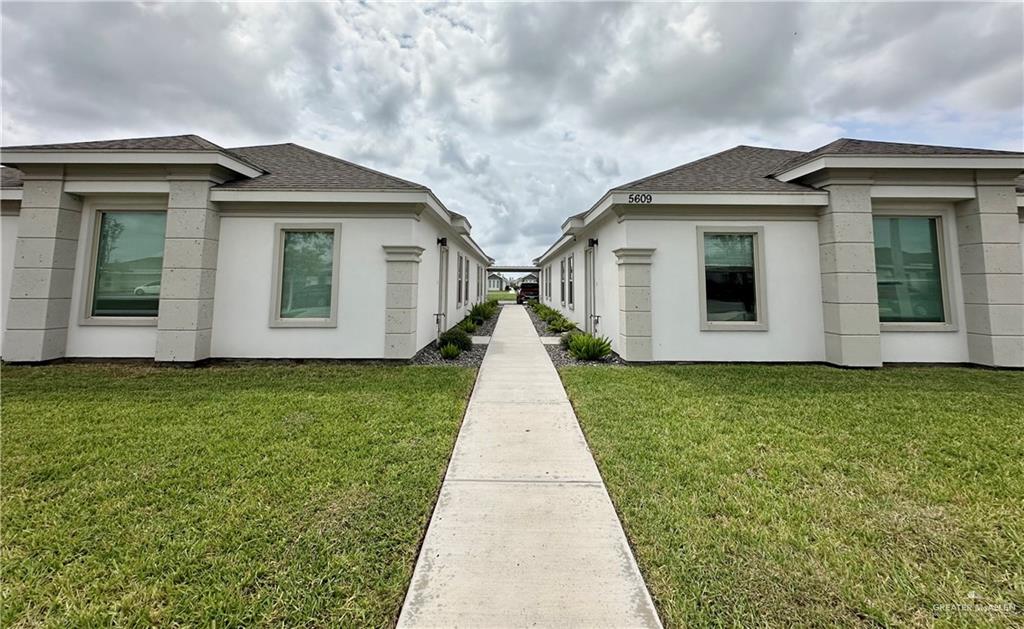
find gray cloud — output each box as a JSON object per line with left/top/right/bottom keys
{"left": 2, "top": 2, "right": 1021, "bottom": 264}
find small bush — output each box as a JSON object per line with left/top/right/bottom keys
{"left": 470, "top": 301, "right": 498, "bottom": 321}
{"left": 560, "top": 329, "right": 584, "bottom": 349}
{"left": 547, "top": 316, "right": 577, "bottom": 333}
{"left": 567, "top": 333, "right": 612, "bottom": 361}
{"left": 438, "top": 328, "right": 472, "bottom": 351}
{"left": 459, "top": 320, "right": 477, "bottom": 334}
{"left": 439, "top": 343, "right": 462, "bottom": 360}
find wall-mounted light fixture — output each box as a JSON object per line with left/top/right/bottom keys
{"left": 588, "top": 238, "right": 599, "bottom": 247}
{"left": 437, "top": 237, "right": 447, "bottom": 246}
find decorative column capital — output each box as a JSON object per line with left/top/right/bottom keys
{"left": 383, "top": 245, "right": 425, "bottom": 263}
{"left": 612, "top": 248, "right": 655, "bottom": 265}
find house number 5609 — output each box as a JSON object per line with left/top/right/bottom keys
{"left": 628, "top": 193, "right": 653, "bottom": 204}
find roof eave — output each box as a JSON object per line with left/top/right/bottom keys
{"left": 775, "top": 154, "right": 1024, "bottom": 182}
{"left": 1, "top": 149, "right": 265, "bottom": 179}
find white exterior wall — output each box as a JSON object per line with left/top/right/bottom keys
{"left": 0, "top": 212, "right": 19, "bottom": 355}
{"left": 631, "top": 218, "right": 825, "bottom": 362}
{"left": 210, "top": 214, "right": 409, "bottom": 359}
{"left": 538, "top": 218, "right": 623, "bottom": 346}
{"left": 540, "top": 216, "right": 824, "bottom": 361}
{"left": 878, "top": 203, "right": 969, "bottom": 363}
{"left": 66, "top": 198, "right": 160, "bottom": 358}
{"left": 411, "top": 214, "right": 488, "bottom": 349}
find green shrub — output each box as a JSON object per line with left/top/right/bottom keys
{"left": 560, "top": 329, "right": 584, "bottom": 349}
{"left": 459, "top": 319, "right": 477, "bottom": 334}
{"left": 438, "top": 328, "right": 472, "bottom": 351}
{"left": 567, "top": 333, "right": 612, "bottom": 361}
{"left": 439, "top": 343, "right": 462, "bottom": 360}
{"left": 470, "top": 301, "right": 498, "bottom": 322}
{"left": 547, "top": 316, "right": 577, "bottom": 333}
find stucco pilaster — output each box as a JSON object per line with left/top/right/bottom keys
{"left": 818, "top": 184, "right": 881, "bottom": 367}
{"left": 955, "top": 183, "right": 1024, "bottom": 367}
{"left": 155, "top": 179, "right": 219, "bottom": 362}
{"left": 4, "top": 167, "right": 82, "bottom": 362}
{"left": 383, "top": 245, "right": 424, "bottom": 359}
{"left": 613, "top": 248, "right": 654, "bottom": 362}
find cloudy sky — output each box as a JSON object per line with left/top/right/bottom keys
{"left": 2, "top": 2, "right": 1021, "bottom": 264}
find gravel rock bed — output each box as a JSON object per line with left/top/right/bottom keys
{"left": 410, "top": 342, "right": 487, "bottom": 366}
{"left": 526, "top": 305, "right": 561, "bottom": 337}
{"left": 470, "top": 312, "right": 499, "bottom": 337}
{"left": 545, "top": 344, "right": 626, "bottom": 367}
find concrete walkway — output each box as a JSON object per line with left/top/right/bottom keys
{"left": 398, "top": 305, "right": 661, "bottom": 628}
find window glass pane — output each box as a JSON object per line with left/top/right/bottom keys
{"left": 92, "top": 212, "right": 166, "bottom": 317}
{"left": 704, "top": 233, "right": 757, "bottom": 322}
{"left": 873, "top": 217, "right": 944, "bottom": 323}
{"left": 280, "top": 231, "right": 334, "bottom": 319}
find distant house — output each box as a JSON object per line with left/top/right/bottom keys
{"left": 534, "top": 138, "right": 1024, "bottom": 368}
{"left": 0, "top": 135, "right": 493, "bottom": 363}
{"left": 519, "top": 273, "right": 538, "bottom": 285}
{"left": 487, "top": 273, "right": 506, "bottom": 291}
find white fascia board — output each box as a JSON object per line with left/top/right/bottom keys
{"left": 420, "top": 191, "right": 492, "bottom": 263}
{"left": 0, "top": 189, "right": 23, "bottom": 200}
{"left": 567, "top": 190, "right": 827, "bottom": 229}
{"left": 606, "top": 191, "right": 828, "bottom": 207}
{"left": 211, "top": 187, "right": 492, "bottom": 262}
{"left": 775, "top": 155, "right": 1024, "bottom": 182}
{"left": 1, "top": 150, "right": 264, "bottom": 178}
{"left": 870, "top": 185, "right": 976, "bottom": 200}
{"left": 210, "top": 189, "right": 432, "bottom": 204}
{"left": 535, "top": 234, "right": 575, "bottom": 265}
{"left": 64, "top": 180, "right": 170, "bottom": 194}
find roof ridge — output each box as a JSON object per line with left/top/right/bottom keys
{"left": 281, "top": 142, "right": 428, "bottom": 190}
{"left": 610, "top": 145, "right": 747, "bottom": 191}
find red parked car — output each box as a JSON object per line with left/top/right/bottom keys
{"left": 516, "top": 282, "right": 539, "bottom": 304}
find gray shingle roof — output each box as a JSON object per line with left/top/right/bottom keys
{"left": 3, "top": 134, "right": 225, "bottom": 152}
{"left": 772, "top": 138, "right": 1023, "bottom": 175}
{"left": 1, "top": 167, "right": 22, "bottom": 189}
{"left": 217, "top": 143, "right": 426, "bottom": 191}
{"left": 615, "top": 145, "right": 816, "bottom": 193}
{"left": 1, "top": 134, "right": 265, "bottom": 173}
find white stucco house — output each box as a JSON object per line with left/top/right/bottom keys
{"left": 486, "top": 272, "right": 506, "bottom": 291}
{"left": 0, "top": 135, "right": 492, "bottom": 363}
{"left": 535, "top": 139, "right": 1024, "bottom": 367}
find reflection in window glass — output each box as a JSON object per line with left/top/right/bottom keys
{"left": 704, "top": 233, "right": 757, "bottom": 322}
{"left": 873, "top": 217, "right": 944, "bottom": 323}
{"left": 280, "top": 231, "right": 334, "bottom": 319}
{"left": 92, "top": 212, "right": 166, "bottom": 317}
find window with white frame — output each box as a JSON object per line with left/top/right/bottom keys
{"left": 456, "top": 253, "right": 463, "bottom": 306}
{"left": 547, "top": 265, "right": 552, "bottom": 299}
{"left": 873, "top": 215, "right": 950, "bottom": 327}
{"left": 271, "top": 223, "right": 342, "bottom": 327}
{"left": 560, "top": 259, "right": 566, "bottom": 304}
{"left": 567, "top": 254, "right": 575, "bottom": 308}
{"left": 88, "top": 210, "right": 167, "bottom": 320}
{"left": 697, "top": 226, "right": 767, "bottom": 331}
{"left": 464, "top": 257, "right": 470, "bottom": 304}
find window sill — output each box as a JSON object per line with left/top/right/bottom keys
{"left": 880, "top": 321, "right": 958, "bottom": 333}
{"left": 80, "top": 316, "right": 158, "bottom": 327}
{"left": 701, "top": 321, "right": 768, "bottom": 332}
{"left": 269, "top": 319, "right": 338, "bottom": 329}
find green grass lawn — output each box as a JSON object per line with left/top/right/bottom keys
{"left": 488, "top": 290, "right": 516, "bottom": 302}
{"left": 560, "top": 365, "right": 1024, "bottom": 627}
{"left": 1, "top": 363, "right": 476, "bottom": 627}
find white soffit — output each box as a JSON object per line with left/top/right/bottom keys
{"left": 1, "top": 150, "right": 264, "bottom": 179}
{"left": 775, "top": 155, "right": 1024, "bottom": 182}
{"left": 870, "top": 185, "right": 977, "bottom": 200}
